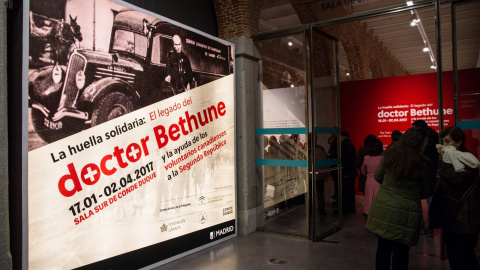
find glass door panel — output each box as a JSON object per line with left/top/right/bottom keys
{"left": 444, "top": 1, "right": 480, "bottom": 259}
{"left": 453, "top": 1, "right": 480, "bottom": 159}
{"left": 255, "top": 32, "right": 310, "bottom": 237}
{"left": 308, "top": 28, "right": 342, "bottom": 241}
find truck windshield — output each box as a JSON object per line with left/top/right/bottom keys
{"left": 112, "top": 29, "right": 148, "bottom": 58}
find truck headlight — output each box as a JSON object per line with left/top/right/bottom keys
{"left": 52, "top": 65, "right": 62, "bottom": 84}
{"left": 76, "top": 70, "right": 86, "bottom": 90}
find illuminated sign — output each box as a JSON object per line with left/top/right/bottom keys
{"left": 25, "top": 0, "right": 235, "bottom": 269}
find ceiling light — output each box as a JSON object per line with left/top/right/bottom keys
{"left": 406, "top": 1, "right": 414, "bottom": 6}
{"left": 345, "top": 70, "right": 350, "bottom": 76}
{"left": 290, "top": 84, "right": 295, "bottom": 88}
{"left": 410, "top": 9, "right": 437, "bottom": 71}
{"left": 410, "top": 18, "right": 419, "bottom": 26}
{"left": 288, "top": 41, "right": 293, "bottom": 46}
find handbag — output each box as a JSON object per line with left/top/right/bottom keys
{"left": 429, "top": 177, "right": 479, "bottom": 229}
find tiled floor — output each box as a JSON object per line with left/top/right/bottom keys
{"left": 152, "top": 196, "right": 460, "bottom": 270}
{"left": 153, "top": 213, "right": 451, "bottom": 270}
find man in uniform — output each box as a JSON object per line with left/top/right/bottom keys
{"left": 165, "top": 34, "right": 193, "bottom": 94}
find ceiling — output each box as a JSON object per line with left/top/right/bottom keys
{"left": 259, "top": 0, "right": 480, "bottom": 77}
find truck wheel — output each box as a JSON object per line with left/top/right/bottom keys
{"left": 91, "top": 92, "right": 134, "bottom": 126}
{"left": 31, "top": 108, "right": 84, "bottom": 143}
{"left": 31, "top": 109, "right": 59, "bottom": 143}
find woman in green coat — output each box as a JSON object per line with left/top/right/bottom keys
{"left": 365, "top": 127, "right": 436, "bottom": 270}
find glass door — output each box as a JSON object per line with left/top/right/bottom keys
{"left": 255, "top": 30, "right": 310, "bottom": 237}
{"left": 450, "top": 0, "right": 480, "bottom": 260}
{"left": 307, "top": 27, "right": 342, "bottom": 241}
{"left": 254, "top": 28, "right": 341, "bottom": 239}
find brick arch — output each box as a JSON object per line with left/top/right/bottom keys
{"left": 257, "top": 38, "right": 305, "bottom": 89}
{"left": 339, "top": 29, "right": 366, "bottom": 81}
{"left": 213, "top": 0, "right": 264, "bottom": 40}
{"left": 369, "top": 58, "right": 384, "bottom": 78}
{"left": 213, "top": 0, "right": 408, "bottom": 78}
{"left": 289, "top": 0, "right": 407, "bottom": 79}
{"left": 289, "top": 1, "right": 369, "bottom": 80}
{"left": 312, "top": 31, "right": 335, "bottom": 78}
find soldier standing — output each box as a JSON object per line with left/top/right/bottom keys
{"left": 165, "top": 34, "right": 193, "bottom": 94}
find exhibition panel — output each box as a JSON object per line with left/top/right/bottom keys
{"left": 24, "top": 0, "right": 235, "bottom": 269}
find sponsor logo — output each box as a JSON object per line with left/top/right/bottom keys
{"left": 210, "top": 226, "right": 235, "bottom": 240}
{"left": 207, "top": 197, "right": 223, "bottom": 203}
{"left": 161, "top": 223, "right": 168, "bottom": 232}
{"left": 168, "top": 219, "right": 186, "bottom": 226}
{"left": 199, "top": 212, "right": 207, "bottom": 224}
{"left": 166, "top": 219, "right": 185, "bottom": 232}
{"left": 223, "top": 206, "right": 233, "bottom": 216}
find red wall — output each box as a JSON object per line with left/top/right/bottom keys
{"left": 340, "top": 71, "right": 455, "bottom": 152}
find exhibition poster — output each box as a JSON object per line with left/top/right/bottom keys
{"left": 25, "top": 0, "right": 235, "bottom": 269}
{"left": 340, "top": 73, "right": 455, "bottom": 149}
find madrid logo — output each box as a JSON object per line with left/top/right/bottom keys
{"left": 210, "top": 226, "right": 235, "bottom": 240}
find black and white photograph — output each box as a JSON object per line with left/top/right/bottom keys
{"left": 28, "top": 0, "right": 234, "bottom": 150}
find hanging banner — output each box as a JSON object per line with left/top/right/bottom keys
{"left": 25, "top": 0, "right": 235, "bottom": 269}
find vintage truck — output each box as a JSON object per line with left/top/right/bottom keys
{"left": 29, "top": 10, "right": 233, "bottom": 143}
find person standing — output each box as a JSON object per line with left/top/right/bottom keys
{"left": 315, "top": 141, "right": 328, "bottom": 215}
{"left": 361, "top": 138, "right": 383, "bottom": 218}
{"left": 386, "top": 129, "right": 402, "bottom": 150}
{"left": 340, "top": 131, "right": 357, "bottom": 214}
{"left": 357, "top": 134, "right": 377, "bottom": 196}
{"left": 165, "top": 34, "right": 193, "bottom": 94}
{"left": 430, "top": 126, "right": 480, "bottom": 270}
{"left": 327, "top": 134, "right": 339, "bottom": 201}
{"left": 412, "top": 119, "right": 439, "bottom": 237}
{"left": 366, "top": 127, "right": 436, "bottom": 270}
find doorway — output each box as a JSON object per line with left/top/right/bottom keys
{"left": 254, "top": 28, "right": 342, "bottom": 239}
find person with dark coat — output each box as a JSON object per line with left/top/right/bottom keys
{"left": 412, "top": 119, "right": 439, "bottom": 237}
{"left": 412, "top": 120, "right": 439, "bottom": 167}
{"left": 386, "top": 129, "right": 402, "bottom": 150}
{"left": 165, "top": 34, "right": 193, "bottom": 94}
{"left": 366, "top": 127, "right": 436, "bottom": 270}
{"left": 340, "top": 131, "right": 357, "bottom": 214}
{"left": 315, "top": 142, "right": 328, "bottom": 215}
{"left": 431, "top": 126, "right": 480, "bottom": 270}
{"left": 328, "top": 134, "right": 339, "bottom": 201}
